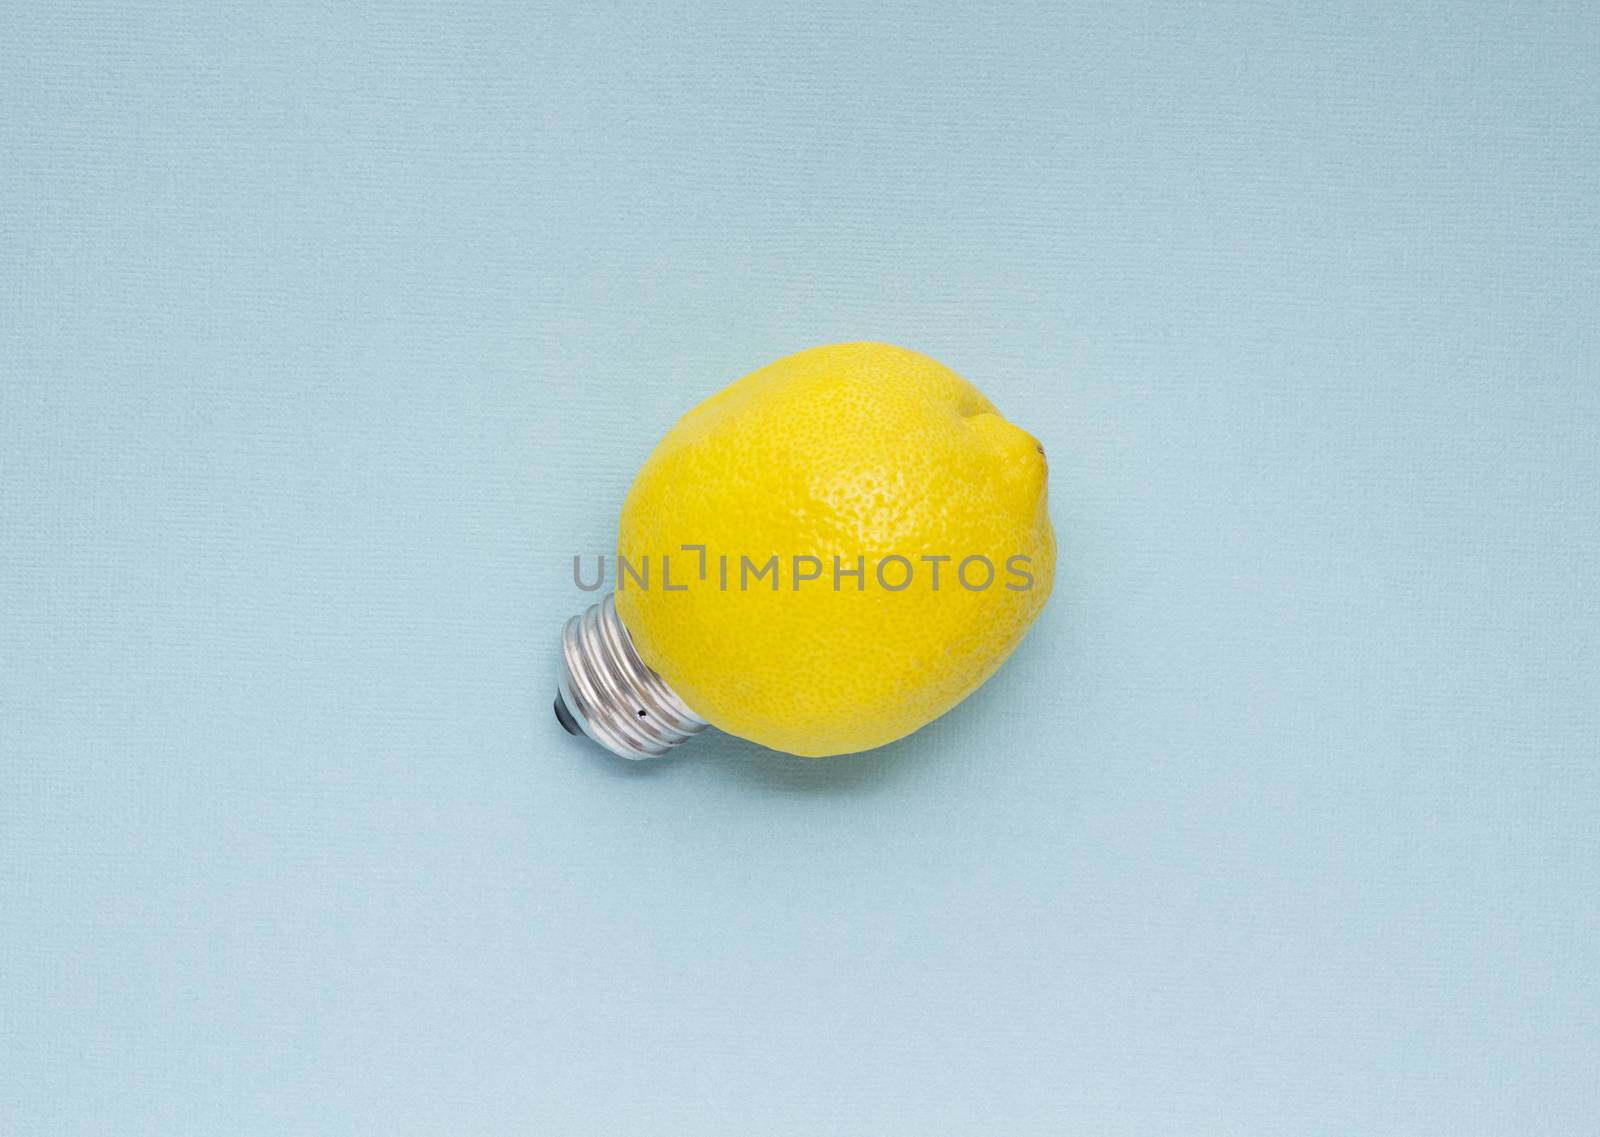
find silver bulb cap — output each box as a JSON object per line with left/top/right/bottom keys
{"left": 554, "top": 592, "right": 708, "bottom": 759}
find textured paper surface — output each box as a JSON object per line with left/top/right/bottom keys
{"left": 3, "top": 2, "right": 1598, "bottom": 1133}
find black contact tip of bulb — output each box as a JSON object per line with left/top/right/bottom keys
{"left": 553, "top": 692, "right": 581, "bottom": 736}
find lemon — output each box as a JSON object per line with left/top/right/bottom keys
{"left": 614, "top": 342, "right": 1054, "bottom": 757}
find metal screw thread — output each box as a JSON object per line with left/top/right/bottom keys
{"left": 554, "top": 592, "right": 708, "bottom": 759}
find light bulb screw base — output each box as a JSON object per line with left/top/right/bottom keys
{"left": 555, "top": 592, "right": 708, "bottom": 760}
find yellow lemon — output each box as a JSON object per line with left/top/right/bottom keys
{"left": 615, "top": 342, "right": 1054, "bottom": 757}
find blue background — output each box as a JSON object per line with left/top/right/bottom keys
{"left": 3, "top": 2, "right": 1597, "bottom": 1133}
